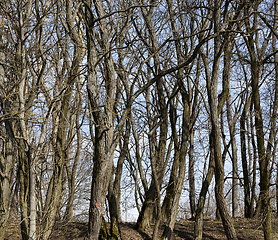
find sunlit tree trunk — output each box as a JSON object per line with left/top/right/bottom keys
{"left": 273, "top": 0, "right": 278, "bottom": 220}
{"left": 64, "top": 106, "right": 82, "bottom": 222}
{"left": 85, "top": 1, "right": 119, "bottom": 238}
{"left": 224, "top": 37, "right": 238, "bottom": 218}
{"left": 248, "top": 108, "right": 257, "bottom": 217}
{"left": 0, "top": 36, "right": 15, "bottom": 240}
{"left": 40, "top": 6, "right": 85, "bottom": 235}
{"left": 0, "top": 138, "right": 14, "bottom": 240}
{"left": 189, "top": 131, "right": 196, "bottom": 218}
{"left": 107, "top": 119, "right": 130, "bottom": 239}
{"left": 161, "top": 102, "right": 179, "bottom": 223}
{"left": 135, "top": 2, "right": 168, "bottom": 233}
{"left": 208, "top": 1, "right": 238, "bottom": 239}
{"left": 134, "top": 85, "right": 157, "bottom": 230}
{"left": 16, "top": 8, "right": 32, "bottom": 237}
{"left": 161, "top": 91, "right": 190, "bottom": 240}
{"left": 251, "top": 63, "right": 273, "bottom": 240}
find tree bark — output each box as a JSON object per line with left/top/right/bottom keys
{"left": 85, "top": 1, "right": 119, "bottom": 237}
{"left": 276, "top": 165, "right": 278, "bottom": 216}
{"left": 161, "top": 103, "right": 179, "bottom": 223}
{"left": 194, "top": 141, "right": 215, "bottom": 240}
{"left": 273, "top": 0, "right": 278, "bottom": 220}
{"left": 224, "top": 38, "right": 238, "bottom": 218}
{"left": 207, "top": 1, "right": 238, "bottom": 239}
{"left": 0, "top": 138, "right": 14, "bottom": 240}
{"left": 18, "top": 141, "right": 29, "bottom": 240}
{"left": 189, "top": 130, "right": 196, "bottom": 218}
{"left": 240, "top": 97, "right": 252, "bottom": 218}
{"left": 244, "top": 4, "right": 274, "bottom": 234}
{"left": 107, "top": 119, "right": 130, "bottom": 239}
{"left": 40, "top": 44, "right": 84, "bottom": 240}
{"left": 29, "top": 150, "right": 36, "bottom": 240}
{"left": 161, "top": 91, "right": 190, "bottom": 240}
{"left": 0, "top": 37, "right": 14, "bottom": 240}
{"left": 135, "top": 2, "right": 168, "bottom": 232}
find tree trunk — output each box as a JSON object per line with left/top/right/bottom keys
{"left": 40, "top": 43, "right": 83, "bottom": 239}
{"left": 224, "top": 38, "right": 238, "bottom": 218}
{"left": 18, "top": 141, "right": 29, "bottom": 240}
{"left": 240, "top": 97, "right": 252, "bottom": 218}
{"left": 208, "top": 2, "right": 238, "bottom": 239}
{"left": 194, "top": 148, "right": 215, "bottom": 240}
{"left": 273, "top": 0, "right": 278, "bottom": 220}
{"left": 161, "top": 92, "right": 190, "bottom": 240}
{"left": 276, "top": 165, "right": 278, "bottom": 216}
{"left": 250, "top": 56, "right": 273, "bottom": 240}
{"left": 135, "top": 3, "right": 169, "bottom": 231}
{"left": 135, "top": 182, "right": 157, "bottom": 230}
{"left": 253, "top": 68, "right": 273, "bottom": 240}
{"left": 107, "top": 119, "right": 130, "bottom": 239}
{"left": 161, "top": 102, "right": 179, "bottom": 223}
{"left": 88, "top": 147, "right": 114, "bottom": 239}
{"left": 249, "top": 109, "right": 257, "bottom": 217}
{"left": 64, "top": 117, "right": 81, "bottom": 222}
{"left": 108, "top": 178, "right": 121, "bottom": 240}
{"left": 85, "top": 0, "right": 119, "bottom": 235}
{"left": 0, "top": 41, "right": 14, "bottom": 240}
{"left": 29, "top": 151, "right": 36, "bottom": 240}
{"left": 189, "top": 130, "right": 196, "bottom": 218}
{"left": 0, "top": 138, "right": 14, "bottom": 240}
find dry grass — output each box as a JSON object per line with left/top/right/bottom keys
{"left": 5, "top": 216, "right": 278, "bottom": 240}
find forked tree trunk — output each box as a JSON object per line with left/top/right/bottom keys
{"left": 63, "top": 86, "right": 82, "bottom": 222}
{"left": 208, "top": 2, "right": 238, "bottom": 239}
{"left": 249, "top": 46, "right": 273, "bottom": 240}
{"left": 40, "top": 42, "right": 84, "bottom": 239}
{"left": 241, "top": 1, "right": 274, "bottom": 238}
{"left": 161, "top": 92, "right": 190, "bottom": 240}
{"left": 136, "top": 3, "right": 169, "bottom": 232}
{"left": 85, "top": 0, "right": 118, "bottom": 236}
{"left": 135, "top": 181, "right": 157, "bottom": 230}
{"left": 161, "top": 103, "right": 179, "bottom": 223}
{"left": 107, "top": 119, "right": 130, "bottom": 239}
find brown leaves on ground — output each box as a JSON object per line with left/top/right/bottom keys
{"left": 121, "top": 217, "right": 278, "bottom": 240}
{"left": 5, "top": 216, "right": 278, "bottom": 240}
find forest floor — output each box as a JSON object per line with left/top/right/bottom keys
{"left": 5, "top": 216, "right": 278, "bottom": 239}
